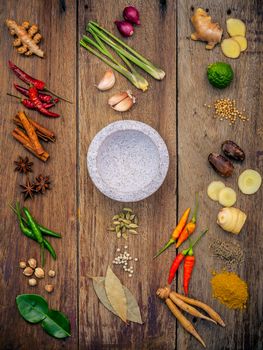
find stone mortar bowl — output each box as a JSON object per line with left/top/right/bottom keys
{"left": 87, "top": 120, "right": 169, "bottom": 202}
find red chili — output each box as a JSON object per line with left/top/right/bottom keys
{"left": 167, "top": 229, "right": 208, "bottom": 286}
{"left": 22, "top": 99, "right": 56, "bottom": 110}
{"left": 14, "top": 84, "right": 59, "bottom": 104}
{"left": 168, "top": 252, "right": 186, "bottom": 285}
{"left": 29, "top": 87, "right": 60, "bottom": 118}
{"left": 183, "top": 252, "right": 195, "bottom": 295}
{"left": 8, "top": 61, "right": 45, "bottom": 90}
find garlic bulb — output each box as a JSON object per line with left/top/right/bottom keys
{"left": 96, "top": 70, "right": 116, "bottom": 91}
{"left": 217, "top": 207, "right": 247, "bottom": 234}
{"left": 108, "top": 90, "right": 135, "bottom": 112}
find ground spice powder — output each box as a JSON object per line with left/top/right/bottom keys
{"left": 211, "top": 271, "right": 248, "bottom": 309}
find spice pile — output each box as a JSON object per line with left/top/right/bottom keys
{"left": 108, "top": 207, "right": 139, "bottom": 239}
{"left": 205, "top": 98, "right": 249, "bottom": 125}
{"left": 19, "top": 257, "right": 56, "bottom": 292}
{"left": 210, "top": 239, "right": 244, "bottom": 269}
{"left": 211, "top": 271, "right": 248, "bottom": 309}
{"left": 112, "top": 246, "right": 139, "bottom": 277}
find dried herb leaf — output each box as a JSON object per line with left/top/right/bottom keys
{"left": 92, "top": 277, "right": 142, "bottom": 324}
{"left": 105, "top": 266, "right": 127, "bottom": 323}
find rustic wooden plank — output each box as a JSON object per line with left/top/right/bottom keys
{"left": 78, "top": 0, "right": 177, "bottom": 348}
{"left": 177, "top": 1, "right": 263, "bottom": 349}
{"left": 0, "top": 1, "right": 78, "bottom": 349}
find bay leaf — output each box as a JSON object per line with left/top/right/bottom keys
{"left": 105, "top": 266, "right": 127, "bottom": 323}
{"left": 92, "top": 276, "right": 143, "bottom": 324}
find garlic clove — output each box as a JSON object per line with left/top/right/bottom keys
{"left": 112, "top": 96, "right": 135, "bottom": 112}
{"left": 108, "top": 91, "right": 128, "bottom": 106}
{"left": 96, "top": 70, "right": 116, "bottom": 91}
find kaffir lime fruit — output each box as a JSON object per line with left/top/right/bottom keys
{"left": 207, "top": 62, "right": 234, "bottom": 89}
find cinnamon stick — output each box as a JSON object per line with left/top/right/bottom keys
{"left": 14, "top": 115, "right": 55, "bottom": 142}
{"left": 17, "top": 111, "right": 45, "bottom": 155}
{"left": 12, "top": 128, "right": 49, "bottom": 162}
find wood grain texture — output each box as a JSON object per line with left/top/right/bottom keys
{"left": 78, "top": 1, "right": 177, "bottom": 349}
{"left": 0, "top": 0, "right": 262, "bottom": 349}
{"left": 0, "top": 1, "right": 77, "bottom": 349}
{"left": 177, "top": 1, "right": 263, "bottom": 349}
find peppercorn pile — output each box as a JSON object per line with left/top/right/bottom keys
{"left": 210, "top": 238, "right": 244, "bottom": 269}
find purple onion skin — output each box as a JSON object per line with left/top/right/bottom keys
{"left": 208, "top": 153, "right": 234, "bottom": 177}
{"left": 123, "top": 6, "right": 140, "bottom": 25}
{"left": 114, "top": 20, "right": 134, "bottom": 37}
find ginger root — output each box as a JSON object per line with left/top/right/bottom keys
{"left": 6, "top": 19, "right": 44, "bottom": 58}
{"left": 190, "top": 8, "right": 223, "bottom": 50}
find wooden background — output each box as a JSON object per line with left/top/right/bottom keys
{"left": 0, "top": 0, "right": 262, "bottom": 349}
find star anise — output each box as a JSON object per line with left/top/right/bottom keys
{"left": 14, "top": 156, "right": 33, "bottom": 174}
{"left": 34, "top": 174, "right": 51, "bottom": 194}
{"left": 20, "top": 178, "right": 35, "bottom": 200}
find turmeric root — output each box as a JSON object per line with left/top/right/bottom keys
{"left": 190, "top": 8, "right": 223, "bottom": 50}
{"left": 6, "top": 19, "right": 44, "bottom": 58}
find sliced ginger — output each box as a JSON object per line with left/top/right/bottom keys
{"left": 218, "top": 187, "right": 237, "bottom": 207}
{"left": 207, "top": 181, "right": 225, "bottom": 201}
{"left": 227, "top": 18, "right": 246, "bottom": 37}
{"left": 190, "top": 8, "right": 223, "bottom": 50}
{"left": 232, "top": 36, "right": 247, "bottom": 52}
{"left": 6, "top": 19, "right": 44, "bottom": 58}
{"left": 221, "top": 38, "right": 241, "bottom": 59}
{"left": 238, "top": 169, "right": 262, "bottom": 195}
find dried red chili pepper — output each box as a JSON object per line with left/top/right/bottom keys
{"left": 14, "top": 84, "right": 59, "bottom": 104}
{"left": 28, "top": 87, "right": 60, "bottom": 118}
{"left": 7, "top": 93, "right": 56, "bottom": 110}
{"left": 9, "top": 61, "right": 45, "bottom": 90}
{"left": 8, "top": 61, "right": 71, "bottom": 103}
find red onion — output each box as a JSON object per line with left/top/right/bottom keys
{"left": 114, "top": 20, "right": 134, "bottom": 37}
{"left": 123, "top": 6, "right": 140, "bottom": 25}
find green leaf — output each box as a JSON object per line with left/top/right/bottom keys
{"left": 16, "top": 294, "right": 48, "bottom": 323}
{"left": 41, "top": 310, "right": 71, "bottom": 339}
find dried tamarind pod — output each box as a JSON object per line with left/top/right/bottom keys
{"left": 221, "top": 140, "right": 245, "bottom": 161}
{"left": 208, "top": 153, "right": 234, "bottom": 177}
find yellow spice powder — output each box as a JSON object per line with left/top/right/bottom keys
{"left": 211, "top": 271, "right": 248, "bottom": 310}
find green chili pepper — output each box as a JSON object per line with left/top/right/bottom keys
{"left": 37, "top": 224, "right": 61, "bottom": 238}
{"left": 43, "top": 240, "right": 57, "bottom": 260}
{"left": 12, "top": 204, "right": 57, "bottom": 261}
{"left": 23, "top": 208, "right": 43, "bottom": 244}
{"left": 10, "top": 204, "right": 61, "bottom": 238}
{"left": 23, "top": 207, "right": 45, "bottom": 265}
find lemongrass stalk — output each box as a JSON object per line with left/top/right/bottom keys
{"left": 82, "top": 34, "right": 148, "bottom": 91}
{"left": 87, "top": 24, "right": 163, "bottom": 80}
{"left": 80, "top": 40, "right": 148, "bottom": 91}
{"left": 88, "top": 21, "right": 165, "bottom": 80}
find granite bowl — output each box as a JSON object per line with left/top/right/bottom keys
{"left": 87, "top": 120, "right": 169, "bottom": 202}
